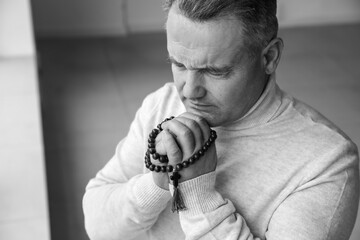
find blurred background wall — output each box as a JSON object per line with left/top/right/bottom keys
{"left": 31, "top": 0, "right": 360, "bottom": 36}
{"left": 1, "top": 0, "right": 359, "bottom": 240}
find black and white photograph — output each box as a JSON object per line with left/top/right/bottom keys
{"left": 1, "top": 0, "right": 360, "bottom": 240}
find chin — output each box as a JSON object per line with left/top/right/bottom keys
{"left": 186, "top": 109, "right": 220, "bottom": 127}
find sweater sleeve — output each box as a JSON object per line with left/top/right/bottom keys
{"left": 176, "top": 142, "right": 359, "bottom": 240}
{"left": 82, "top": 88, "right": 172, "bottom": 240}
{"left": 176, "top": 172, "right": 261, "bottom": 240}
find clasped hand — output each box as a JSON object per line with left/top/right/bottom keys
{"left": 152, "top": 112, "right": 217, "bottom": 189}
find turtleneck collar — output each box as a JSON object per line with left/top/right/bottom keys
{"left": 216, "top": 73, "right": 283, "bottom": 132}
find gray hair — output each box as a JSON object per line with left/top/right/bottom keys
{"left": 164, "top": 0, "right": 278, "bottom": 54}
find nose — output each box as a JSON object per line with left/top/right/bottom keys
{"left": 182, "top": 70, "right": 206, "bottom": 99}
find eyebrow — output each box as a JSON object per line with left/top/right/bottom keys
{"left": 167, "top": 55, "right": 233, "bottom": 73}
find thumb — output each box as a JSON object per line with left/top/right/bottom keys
{"left": 163, "top": 130, "right": 182, "bottom": 165}
{"left": 155, "top": 131, "right": 167, "bottom": 155}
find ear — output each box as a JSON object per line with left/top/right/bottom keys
{"left": 262, "top": 38, "right": 284, "bottom": 75}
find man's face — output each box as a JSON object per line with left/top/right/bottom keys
{"left": 166, "top": 7, "right": 267, "bottom": 127}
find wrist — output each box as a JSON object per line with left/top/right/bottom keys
{"left": 152, "top": 172, "right": 170, "bottom": 190}
{"left": 133, "top": 173, "right": 172, "bottom": 210}
{"left": 174, "top": 171, "right": 225, "bottom": 215}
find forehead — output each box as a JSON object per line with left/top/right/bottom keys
{"left": 166, "top": 7, "right": 247, "bottom": 66}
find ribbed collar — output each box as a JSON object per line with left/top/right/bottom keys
{"left": 216, "top": 73, "right": 283, "bottom": 132}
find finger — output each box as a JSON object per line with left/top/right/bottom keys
{"left": 175, "top": 115, "right": 204, "bottom": 154}
{"left": 161, "top": 119, "right": 196, "bottom": 159}
{"left": 155, "top": 131, "right": 167, "bottom": 155}
{"left": 180, "top": 112, "right": 211, "bottom": 141}
{"left": 153, "top": 131, "right": 174, "bottom": 165}
{"left": 163, "top": 130, "right": 182, "bottom": 164}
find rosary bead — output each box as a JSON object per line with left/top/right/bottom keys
{"left": 176, "top": 163, "right": 183, "bottom": 171}
{"left": 152, "top": 129, "right": 159, "bottom": 135}
{"left": 202, "top": 145, "right": 208, "bottom": 151}
{"left": 148, "top": 138, "right": 155, "bottom": 143}
{"left": 157, "top": 116, "right": 174, "bottom": 131}
{"left": 182, "top": 161, "right": 189, "bottom": 168}
{"left": 170, "top": 172, "right": 181, "bottom": 181}
{"left": 198, "top": 149, "right": 204, "bottom": 156}
{"left": 152, "top": 153, "right": 160, "bottom": 159}
{"left": 166, "top": 165, "right": 174, "bottom": 172}
{"left": 193, "top": 153, "right": 199, "bottom": 160}
{"left": 159, "top": 155, "right": 168, "bottom": 163}
{"left": 188, "top": 157, "right": 195, "bottom": 164}
{"left": 155, "top": 166, "right": 161, "bottom": 172}
{"left": 149, "top": 132, "right": 157, "bottom": 139}
{"left": 161, "top": 166, "right": 167, "bottom": 172}
{"left": 148, "top": 143, "right": 155, "bottom": 148}
{"left": 149, "top": 165, "right": 155, "bottom": 171}
{"left": 149, "top": 148, "right": 156, "bottom": 154}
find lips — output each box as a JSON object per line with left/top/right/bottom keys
{"left": 186, "top": 100, "right": 212, "bottom": 111}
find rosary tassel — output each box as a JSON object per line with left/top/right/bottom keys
{"left": 171, "top": 172, "right": 186, "bottom": 213}
{"left": 172, "top": 186, "right": 186, "bottom": 213}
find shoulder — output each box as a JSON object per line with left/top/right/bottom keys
{"left": 291, "top": 97, "right": 353, "bottom": 145}
{"left": 263, "top": 88, "right": 359, "bottom": 171}
{"left": 281, "top": 95, "right": 359, "bottom": 174}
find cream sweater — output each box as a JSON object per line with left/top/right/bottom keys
{"left": 83, "top": 76, "right": 359, "bottom": 240}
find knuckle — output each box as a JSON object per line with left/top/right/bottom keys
{"left": 183, "top": 128, "right": 192, "bottom": 138}
{"left": 197, "top": 116, "right": 208, "bottom": 126}
{"left": 170, "top": 147, "right": 181, "bottom": 156}
{"left": 190, "top": 114, "right": 205, "bottom": 125}
{"left": 181, "top": 128, "right": 193, "bottom": 139}
{"left": 188, "top": 119, "right": 199, "bottom": 129}
{"left": 169, "top": 146, "right": 182, "bottom": 163}
{"left": 161, "top": 120, "right": 171, "bottom": 130}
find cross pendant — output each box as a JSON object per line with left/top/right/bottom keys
{"left": 170, "top": 171, "right": 181, "bottom": 188}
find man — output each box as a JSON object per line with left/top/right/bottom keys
{"left": 83, "top": 0, "right": 359, "bottom": 239}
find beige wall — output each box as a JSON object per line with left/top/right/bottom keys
{"left": 0, "top": 0, "right": 50, "bottom": 239}
{"left": 277, "top": 0, "right": 360, "bottom": 27}
{"left": 127, "top": 0, "right": 166, "bottom": 32}
{"left": 31, "top": 0, "right": 360, "bottom": 36}
{"left": 31, "top": 0, "right": 127, "bottom": 37}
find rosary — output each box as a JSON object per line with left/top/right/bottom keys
{"left": 145, "top": 116, "right": 217, "bottom": 213}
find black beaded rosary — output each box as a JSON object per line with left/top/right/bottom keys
{"left": 145, "top": 116, "right": 217, "bottom": 213}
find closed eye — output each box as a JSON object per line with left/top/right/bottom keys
{"left": 167, "top": 56, "right": 186, "bottom": 70}
{"left": 204, "top": 67, "right": 233, "bottom": 78}
{"left": 173, "top": 62, "right": 186, "bottom": 69}
{"left": 167, "top": 55, "right": 233, "bottom": 77}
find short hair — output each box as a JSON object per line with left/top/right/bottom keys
{"left": 164, "top": 0, "right": 278, "bottom": 54}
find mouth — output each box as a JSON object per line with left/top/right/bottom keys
{"left": 186, "top": 100, "right": 213, "bottom": 111}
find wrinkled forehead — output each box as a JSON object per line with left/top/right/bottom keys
{"left": 166, "top": 7, "right": 247, "bottom": 65}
